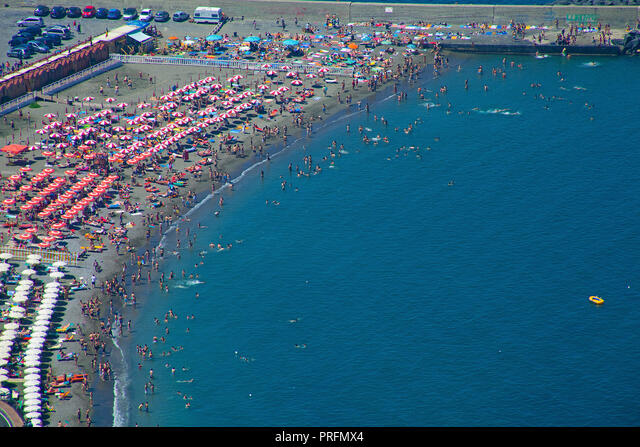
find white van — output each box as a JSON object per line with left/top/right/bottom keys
{"left": 193, "top": 7, "right": 223, "bottom": 24}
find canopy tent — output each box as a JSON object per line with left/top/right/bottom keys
{"left": 1, "top": 144, "right": 28, "bottom": 156}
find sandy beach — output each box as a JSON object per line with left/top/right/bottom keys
{"left": 0, "top": 5, "right": 438, "bottom": 426}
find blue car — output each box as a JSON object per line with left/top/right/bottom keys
{"left": 35, "top": 35, "right": 60, "bottom": 47}
{"left": 27, "top": 41, "right": 50, "bottom": 53}
{"left": 107, "top": 8, "right": 121, "bottom": 20}
{"left": 50, "top": 6, "right": 67, "bottom": 19}
{"left": 95, "top": 8, "right": 108, "bottom": 19}
{"left": 40, "top": 33, "right": 62, "bottom": 46}
{"left": 7, "top": 47, "right": 31, "bottom": 59}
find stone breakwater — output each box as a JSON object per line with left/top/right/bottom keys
{"left": 9, "top": 1, "right": 640, "bottom": 27}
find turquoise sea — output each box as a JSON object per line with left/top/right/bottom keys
{"left": 104, "top": 53, "right": 640, "bottom": 426}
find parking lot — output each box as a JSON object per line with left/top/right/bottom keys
{"left": 0, "top": 4, "right": 234, "bottom": 79}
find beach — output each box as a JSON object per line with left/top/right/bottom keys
{"left": 0, "top": 0, "right": 639, "bottom": 428}
{"left": 0, "top": 4, "right": 433, "bottom": 427}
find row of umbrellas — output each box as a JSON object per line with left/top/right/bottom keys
{"left": 1, "top": 255, "right": 67, "bottom": 427}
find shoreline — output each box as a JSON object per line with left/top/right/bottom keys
{"left": 33, "top": 45, "right": 432, "bottom": 427}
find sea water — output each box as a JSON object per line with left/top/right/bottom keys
{"left": 112, "top": 54, "right": 640, "bottom": 426}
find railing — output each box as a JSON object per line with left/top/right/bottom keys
{"left": 0, "top": 246, "right": 78, "bottom": 266}
{"left": 0, "top": 93, "right": 37, "bottom": 118}
{"left": 109, "top": 54, "right": 355, "bottom": 77}
{"left": 41, "top": 58, "right": 123, "bottom": 96}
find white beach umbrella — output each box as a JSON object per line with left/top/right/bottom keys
{"left": 0, "top": 368, "right": 8, "bottom": 375}
{"left": 43, "top": 291, "right": 59, "bottom": 298}
{"left": 3, "top": 323, "right": 19, "bottom": 331}
{"left": 24, "top": 405, "right": 41, "bottom": 414}
{"left": 24, "top": 259, "right": 40, "bottom": 266}
{"left": 24, "top": 367, "right": 40, "bottom": 375}
{"left": 21, "top": 269, "right": 37, "bottom": 276}
{"left": 23, "top": 391, "right": 41, "bottom": 400}
{"left": 24, "top": 398, "right": 41, "bottom": 407}
{"left": 11, "top": 297, "right": 28, "bottom": 304}
{"left": 0, "top": 359, "right": 9, "bottom": 367}
{"left": 15, "top": 285, "right": 31, "bottom": 292}
{"left": 27, "top": 337, "right": 45, "bottom": 345}
{"left": 18, "top": 279, "right": 34, "bottom": 286}
{"left": 31, "top": 419, "right": 42, "bottom": 427}
{"left": 23, "top": 385, "right": 40, "bottom": 394}
{"left": 49, "top": 271, "right": 64, "bottom": 279}
{"left": 23, "top": 359, "right": 40, "bottom": 367}
{"left": 0, "top": 374, "right": 8, "bottom": 383}
{"left": 45, "top": 281, "right": 61, "bottom": 288}
{"left": 0, "top": 253, "right": 13, "bottom": 259}
{"left": 0, "top": 340, "right": 12, "bottom": 348}
{"left": 52, "top": 261, "right": 67, "bottom": 268}
{"left": 9, "top": 312, "right": 25, "bottom": 320}
{"left": 25, "top": 411, "right": 41, "bottom": 420}
{"left": 0, "top": 331, "right": 17, "bottom": 340}
{"left": 23, "top": 375, "right": 40, "bottom": 383}
{"left": 26, "top": 254, "right": 41, "bottom": 261}
{"left": 23, "top": 381, "right": 40, "bottom": 390}
{"left": 0, "top": 263, "right": 11, "bottom": 271}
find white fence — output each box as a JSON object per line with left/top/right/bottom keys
{"left": 0, "top": 93, "right": 37, "bottom": 118}
{"left": 109, "top": 54, "right": 355, "bottom": 77}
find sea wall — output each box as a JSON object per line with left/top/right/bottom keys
{"left": 10, "top": 1, "right": 640, "bottom": 27}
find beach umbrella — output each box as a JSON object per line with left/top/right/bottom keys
{"left": 49, "top": 271, "right": 64, "bottom": 279}
{"left": 291, "top": 80, "right": 303, "bottom": 86}
{"left": 21, "top": 269, "right": 37, "bottom": 276}
{"left": 25, "top": 412, "right": 41, "bottom": 420}
{"left": 3, "top": 323, "right": 19, "bottom": 331}
{"left": 206, "top": 34, "right": 222, "bottom": 41}
{"left": 282, "top": 39, "right": 299, "bottom": 46}
{"left": 244, "top": 36, "right": 260, "bottom": 42}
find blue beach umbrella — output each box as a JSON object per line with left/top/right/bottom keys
{"left": 407, "top": 44, "right": 416, "bottom": 49}
{"left": 244, "top": 36, "right": 260, "bottom": 42}
{"left": 206, "top": 34, "right": 223, "bottom": 41}
{"left": 282, "top": 39, "right": 299, "bottom": 46}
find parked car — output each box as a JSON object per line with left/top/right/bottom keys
{"left": 46, "top": 26, "right": 72, "bottom": 40}
{"left": 17, "top": 26, "right": 43, "bottom": 38}
{"left": 39, "top": 33, "right": 61, "bottom": 46}
{"left": 8, "top": 35, "right": 30, "bottom": 47}
{"left": 139, "top": 8, "right": 153, "bottom": 22}
{"left": 154, "top": 10, "right": 169, "bottom": 22}
{"left": 34, "top": 35, "right": 58, "bottom": 48}
{"left": 107, "top": 8, "right": 122, "bottom": 20}
{"left": 50, "top": 6, "right": 67, "bottom": 19}
{"left": 67, "top": 7, "right": 82, "bottom": 18}
{"left": 95, "top": 8, "right": 108, "bottom": 19}
{"left": 33, "top": 5, "right": 50, "bottom": 17}
{"left": 7, "top": 47, "right": 31, "bottom": 59}
{"left": 27, "top": 41, "right": 50, "bottom": 53}
{"left": 173, "top": 11, "right": 189, "bottom": 22}
{"left": 17, "top": 17, "right": 45, "bottom": 27}
{"left": 82, "top": 5, "right": 96, "bottom": 18}
{"left": 122, "top": 8, "right": 138, "bottom": 20}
